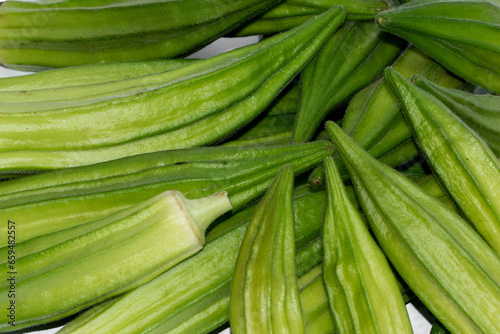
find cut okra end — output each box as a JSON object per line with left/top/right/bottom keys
{"left": 0, "top": 190, "right": 232, "bottom": 332}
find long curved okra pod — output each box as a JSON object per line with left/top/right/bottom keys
{"left": 292, "top": 21, "right": 404, "bottom": 143}
{"left": 0, "top": 59, "right": 192, "bottom": 92}
{"left": 0, "top": 59, "right": 192, "bottom": 113}
{"left": 0, "top": 141, "right": 332, "bottom": 248}
{"left": 413, "top": 75, "right": 500, "bottom": 156}
{"left": 0, "top": 0, "right": 280, "bottom": 69}
{"left": 230, "top": 165, "right": 304, "bottom": 333}
{"left": 385, "top": 67, "right": 500, "bottom": 255}
{"left": 322, "top": 157, "right": 412, "bottom": 333}
{"left": 0, "top": 190, "right": 232, "bottom": 331}
{"left": 0, "top": 7, "right": 346, "bottom": 174}
{"left": 376, "top": 0, "right": 500, "bottom": 94}
{"left": 326, "top": 120, "right": 500, "bottom": 334}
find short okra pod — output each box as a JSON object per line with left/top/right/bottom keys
{"left": 230, "top": 165, "right": 305, "bottom": 333}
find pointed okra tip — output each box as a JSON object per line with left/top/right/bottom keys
{"left": 411, "top": 74, "right": 438, "bottom": 92}
{"left": 384, "top": 66, "right": 414, "bottom": 100}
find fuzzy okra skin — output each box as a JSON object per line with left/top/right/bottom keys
{"left": 0, "top": 190, "right": 232, "bottom": 332}
{"left": 341, "top": 46, "right": 464, "bottom": 163}
{"left": 376, "top": 0, "right": 500, "bottom": 94}
{"left": 0, "top": 59, "right": 192, "bottom": 92}
{"left": 57, "top": 184, "right": 328, "bottom": 334}
{"left": 0, "top": 141, "right": 332, "bottom": 248}
{"left": 221, "top": 83, "right": 299, "bottom": 147}
{"left": 230, "top": 165, "right": 304, "bottom": 334}
{"left": 0, "top": 59, "right": 193, "bottom": 113}
{"left": 0, "top": 7, "right": 346, "bottom": 174}
{"left": 292, "top": 21, "right": 405, "bottom": 143}
{"left": 322, "top": 157, "right": 412, "bottom": 334}
{"left": 232, "top": 0, "right": 390, "bottom": 36}
{"left": 413, "top": 75, "right": 500, "bottom": 156}
{"left": 0, "top": 0, "right": 280, "bottom": 69}
{"left": 385, "top": 67, "right": 500, "bottom": 255}
{"left": 326, "top": 120, "right": 500, "bottom": 334}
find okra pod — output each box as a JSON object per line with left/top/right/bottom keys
{"left": 385, "top": 67, "right": 500, "bottom": 255}
{"left": 0, "top": 0, "right": 280, "bottom": 68}
{"left": 322, "top": 157, "right": 412, "bottom": 333}
{"left": 233, "top": 0, "right": 390, "bottom": 36}
{"left": 413, "top": 75, "right": 500, "bottom": 156}
{"left": 376, "top": 0, "right": 500, "bottom": 94}
{"left": 1, "top": 190, "right": 232, "bottom": 331}
{"left": 326, "top": 120, "right": 500, "bottom": 334}
{"left": 0, "top": 59, "right": 192, "bottom": 113}
{"left": 230, "top": 165, "right": 304, "bottom": 333}
{"left": 0, "top": 59, "right": 192, "bottom": 92}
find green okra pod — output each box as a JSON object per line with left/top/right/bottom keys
{"left": 0, "top": 0, "right": 281, "bottom": 69}
{"left": 0, "top": 190, "right": 232, "bottom": 331}
{"left": 292, "top": 21, "right": 404, "bottom": 143}
{"left": 230, "top": 165, "right": 305, "bottom": 333}
{"left": 413, "top": 75, "right": 500, "bottom": 156}
{"left": 0, "top": 8, "right": 345, "bottom": 173}
{"left": 232, "top": 0, "right": 390, "bottom": 36}
{"left": 0, "top": 59, "right": 192, "bottom": 92}
{"left": 0, "top": 141, "right": 332, "bottom": 248}
{"left": 0, "top": 59, "right": 192, "bottom": 113}
{"left": 322, "top": 157, "right": 412, "bottom": 334}
{"left": 326, "top": 120, "right": 500, "bottom": 334}
{"left": 376, "top": 0, "right": 500, "bottom": 94}
{"left": 385, "top": 67, "right": 500, "bottom": 255}
{"left": 341, "top": 46, "right": 464, "bottom": 162}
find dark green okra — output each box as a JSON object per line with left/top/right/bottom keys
{"left": 230, "top": 165, "right": 304, "bottom": 333}
{"left": 292, "top": 21, "right": 405, "bottom": 143}
{"left": 0, "top": 0, "right": 281, "bottom": 69}
{"left": 56, "top": 184, "right": 328, "bottom": 334}
{"left": 385, "top": 67, "right": 500, "bottom": 255}
{"left": 376, "top": 0, "right": 500, "bottom": 94}
{"left": 430, "top": 321, "right": 451, "bottom": 334}
{"left": 322, "top": 157, "right": 412, "bottom": 333}
{"left": 0, "top": 141, "right": 332, "bottom": 248}
{"left": 0, "top": 190, "right": 232, "bottom": 332}
{"left": 232, "top": 0, "right": 390, "bottom": 36}
{"left": 0, "top": 8, "right": 346, "bottom": 174}
{"left": 326, "top": 120, "right": 500, "bottom": 334}
{"left": 413, "top": 75, "right": 500, "bottom": 156}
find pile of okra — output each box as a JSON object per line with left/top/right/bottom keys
{"left": 0, "top": 0, "right": 499, "bottom": 333}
